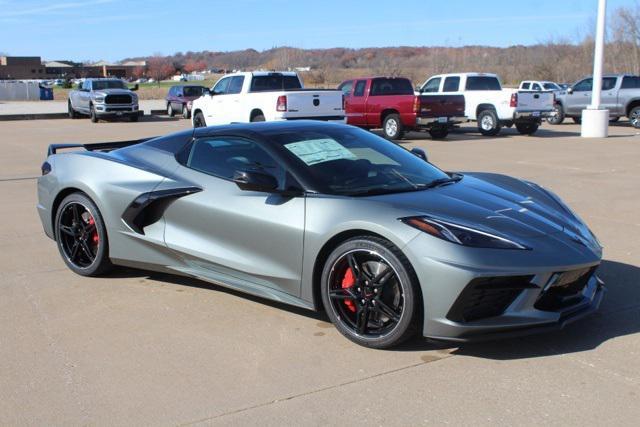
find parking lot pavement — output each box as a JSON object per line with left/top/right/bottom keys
{"left": 0, "top": 100, "right": 166, "bottom": 116}
{"left": 1, "top": 118, "right": 639, "bottom": 425}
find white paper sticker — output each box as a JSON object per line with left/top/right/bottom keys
{"left": 284, "top": 138, "right": 356, "bottom": 166}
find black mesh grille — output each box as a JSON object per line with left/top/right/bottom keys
{"left": 447, "top": 275, "right": 535, "bottom": 322}
{"left": 105, "top": 94, "right": 132, "bottom": 104}
{"left": 535, "top": 266, "right": 598, "bottom": 311}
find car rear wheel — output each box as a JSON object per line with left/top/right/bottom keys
{"left": 546, "top": 103, "right": 565, "bottom": 125}
{"left": 320, "top": 236, "right": 419, "bottom": 349}
{"left": 54, "top": 193, "right": 113, "bottom": 276}
{"left": 167, "top": 103, "right": 174, "bottom": 117}
{"left": 251, "top": 114, "right": 265, "bottom": 122}
{"left": 428, "top": 126, "right": 449, "bottom": 139}
{"left": 193, "top": 111, "right": 206, "bottom": 128}
{"left": 477, "top": 109, "right": 501, "bottom": 136}
{"left": 515, "top": 122, "right": 539, "bottom": 135}
{"left": 629, "top": 107, "right": 640, "bottom": 129}
{"left": 182, "top": 104, "right": 190, "bottom": 119}
{"left": 382, "top": 114, "right": 404, "bottom": 140}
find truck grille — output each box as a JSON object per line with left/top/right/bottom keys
{"left": 447, "top": 275, "right": 535, "bottom": 322}
{"left": 105, "top": 94, "right": 132, "bottom": 104}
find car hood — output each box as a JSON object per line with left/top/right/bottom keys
{"left": 371, "top": 172, "right": 586, "bottom": 239}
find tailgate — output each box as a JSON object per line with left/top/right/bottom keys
{"left": 284, "top": 90, "right": 344, "bottom": 118}
{"left": 516, "top": 91, "right": 554, "bottom": 112}
{"left": 417, "top": 94, "right": 465, "bottom": 117}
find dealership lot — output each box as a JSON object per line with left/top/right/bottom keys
{"left": 1, "top": 118, "right": 639, "bottom": 425}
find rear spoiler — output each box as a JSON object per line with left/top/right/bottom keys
{"left": 47, "top": 137, "right": 156, "bottom": 156}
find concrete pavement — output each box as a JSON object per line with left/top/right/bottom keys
{"left": 1, "top": 118, "right": 639, "bottom": 425}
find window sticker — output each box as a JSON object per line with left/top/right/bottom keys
{"left": 284, "top": 138, "right": 356, "bottom": 166}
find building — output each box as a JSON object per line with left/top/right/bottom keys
{"left": 0, "top": 56, "right": 146, "bottom": 80}
{"left": 0, "top": 56, "right": 47, "bottom": 79}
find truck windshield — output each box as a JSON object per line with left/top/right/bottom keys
{"left": 92, "top": 80, "right": 127, "bottom": 90}
{"left": 250, "top": 75, "right": 302, "bottom": 92}
{"left": 465, "top": 76, "right": 501, "bottom": 91}
{"left": 543, "top": 83, "right": 561, "bottom": 90}
{"left": 370, "top": 78, "right": 414, "bottom": 96}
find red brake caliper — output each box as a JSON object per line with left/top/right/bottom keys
{"left": 341, "top": 268, "right": 356, "bottom": 313}
{"left": 88, "top": 217, "right": 99, "bottom": 245}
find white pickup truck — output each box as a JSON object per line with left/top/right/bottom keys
{"left": 191, "top": 71, "right": 345, "bottom": 127}
{"left": 418, "top": 73, "right": 554, "bottom": 135}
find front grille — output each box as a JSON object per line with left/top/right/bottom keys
{"left": 535, "top": 266, "right": 598, "bottom": 311}
{"left": 105, "top": 94, "right": 132, "bottom": 104}
{"left": 447, "top": 275, "right": 535, "bottom": 322}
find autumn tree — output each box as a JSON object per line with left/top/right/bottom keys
{"left": 146, "top": 56, "right": 176, "bottom": 81}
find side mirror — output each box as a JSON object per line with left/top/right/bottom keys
{"left": 567, "top": 87, "right": 573, "bottom": 94}
{"left": 233, "top": 170, "right": 278, "bottom": 192}
{"left": 131, "top": 84, "right": 139, "bottom": 91}
{"left": 410, "top": 147, "right": 428, "bottom": 162}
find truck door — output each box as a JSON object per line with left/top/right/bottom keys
{"left": 600, "top": 77, "right": 620, "bottom": 115}
{"left": 347, "top": 80, "right": 368, "bottom": 126}
{"left": 80, "top": 80, "right": 92, "bottom": 112}
{"left": 205, "top": 76, "right": 232, "bottom": 125}
{"left": 565, "top": 78, "right": 592, "bottom": 115}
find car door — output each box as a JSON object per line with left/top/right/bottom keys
{"left": 225, "top": 76, "right": 246, "bottom": 122}
{"left": 162, "top": 135, "right": 305, "bottom": 297}
{"left": 79, "top": 80, "right": 92, "bottom": 112}
{"left": 600, "top": 77, "right": 619, "bottom": 114}
{"left": 347, "top": 80, "right": 368, "bottom": 126}
{"left": 206, "top": 77, "right": 232, "bottom": 125}
{"left": 172, "top": 86, "right": 183, "bottom": 111}
{"left": 565, "top": 78, "right": 592, "bottom": 115}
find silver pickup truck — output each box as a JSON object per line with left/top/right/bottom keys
{"left": 68, "top": 78, "right": 140, "bottom": 123}
{"left": 550, "top": 74, "right": 640, "bottom": 128}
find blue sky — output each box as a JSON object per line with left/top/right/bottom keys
{"left": 0, "top": 0, "right": 635, "bottom": 62}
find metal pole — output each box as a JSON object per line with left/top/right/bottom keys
{"left": 590, "top": 0, "right": 607, "bottom": 109}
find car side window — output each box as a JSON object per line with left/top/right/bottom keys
{"left": 573, "top": 79, "right": 592, "bottom": 92}
{"left": 176, "top": 87, "right": 183, "bottom": 97}
{"left": 168, "top": 87, "right": 175, "bottom": 96}
{"left": 82, "top": 80, "right": 91, "bottom": 91}
{"left": 212, "top": 77, "right": 231, "bottom": 95}
{"left": 621, "top": 76, "right": 640, "bottom": 89}
{"left": 422, "top": 77, "right": 441, "bottom": 93}
{"left": 339, "top": 81, "right": 353, "bottom": 96}
{"left": 185, "top": 137, "right": 285, "bottom": 185}
{"left": 442, "top": 76, "right": 460, "bottom": 92}
{"left": 521, "top": 82, "right": 530, "bottom": 90}
{"left": 353, "top": 80, "right": 366, "bottom": 97}
{"left": 602, "top": 77, "right": 617, "bottom": 91}
{"left": 227, "top": 76, "right": 245, "bottom": 94}
{"left": 532, "top": 83, "right": 541, "bottom": 91}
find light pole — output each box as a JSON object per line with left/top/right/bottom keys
{"left": 581, "top": 0, "right": 609, "bottom": 137}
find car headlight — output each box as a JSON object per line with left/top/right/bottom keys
{"left": 94, "top": 96, "right": 105, "bottom": 103}
{"left": 401, "top": 216, "right": 530, "bottom": 250}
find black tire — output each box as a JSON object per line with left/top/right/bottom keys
{"left": 182, "top": 104, "right": 190, "bottom": 119}
{"left": 546, "top": 103, "right": 565, "bottom": 125}
{"left": 129, "top": 113, "right": 139, "bottom": 122}
{"left": 320, "top": 236, "right": 420, "bottom": 349}
{"left": 630, "top": 106, "right": 640, "bottom": 129}
{"left": 515, "top": 122, "right": 539, "bottom": 135}
{"left": 68, "top": 101, "right": 79, "bottom": 119}
{"left": 382, "top": 114, "right": 404, "bottom": 140}
{"left": 193, "top": 111, "right": 206, "bottom": 128}
{"left": 167, "top": 103, "right": 174, "bottom": 117}
{"left": 428, "top": 126, "right": 449, "bottom": 139}
{"left": 89, "top": 104, "right": 98, "bottom": 123}
{"left": 477, "top": 109, "right": 501, "bottom": 136}
{"left": 251, "top": 114, "right": 265, "bottom": 122}
{"left": 572, "top": 117, "right": 582, "bottom": 125}
{"left": 54, "top": 192, "right": 113, "bottom": 276}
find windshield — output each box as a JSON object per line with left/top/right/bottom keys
{"left": 183, "top": 86, "right": 205, "bottom": 97}
{"left": 250, "top": 74, "right": 302, "bottom": 92}
{"left": 543, "top": 82, "right": 560, "bottom": 90}
{"left": 92, "top": 80, "right": 127, "bottom": 90}
{"left": 269, "top": 126, "right": 451, "bottom": 196}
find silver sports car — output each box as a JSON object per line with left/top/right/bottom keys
{"left": 37, "top": 121, "right": 604, "bottom": 348}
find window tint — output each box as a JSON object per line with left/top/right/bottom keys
{"left": 227, "top": 76, "right": 245, "bottom": 94}
{"left": 92, "top": 80, "right": 127, "bottom": 90}
{"left": 186, "top": 137, "right": 284, "bottom": 184}
{"left": 353, "top": 80, "right": 366, "bottom": 96}
{"left": 422, "top": 77, "right": 441, "bottom": 93}
{"left": 573, "top": 79, "right": 592, "bottom": 92}
{"left": 532, "top": 83, "right": 542, "bottom": 91}
{"left": 183, "top": 86, "right": 205, "bottom": 97}
{"left": 213, "top": 77, "right": 231, "bottom": 95}
{"left": 621, "top": 76, "right": 640, "bottom": 89}
{"left": 370, "top": 78, "right": 414, "bottom": 96}
{"left": 250, "top": 74, "right": 302, "bottom": 92}
{"left": 465, "top": 76, "right": 501, "bottom": 91}
{"left": 602, "top": 77, "right": 617, "bottom": 91}
{"left": 521, "top": 82, "right": 531, "bottom": 90}
{"left": 442, "top": 76, "right": 460, "bottom": 92}
{"left": 339, "top": 81, "right": 353, "bottom": 96}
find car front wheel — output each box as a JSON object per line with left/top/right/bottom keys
{"left": 630, "top": 106, "right": 640, "bottom": 129}
{"left": 320, "top": 236, "right": 419, "bottom": 349}
{"left": 193, "top": 111, "right": 206, "bottom": 128}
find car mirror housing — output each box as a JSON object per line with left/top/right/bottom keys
{"left": 233, "top": 170, "right": 279, "bottom": 193}
{"left": 132, "top": 84, "right": 139, "bottom": 91}
{"left": 410, "top": 147, "right": 428, "bottom": 162}
{"left": 567, "top": 87, "right": 573, "bottom": 94}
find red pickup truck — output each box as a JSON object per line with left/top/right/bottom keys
{"left": 338, "top": 77, "right": 466, "bottom": 139}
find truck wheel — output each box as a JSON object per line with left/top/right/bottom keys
{"left": 193, "top": 111, "right": 206, "bottom": 128}
{"left": 515, "top": 122, "right": 539, "bottom": 135}
{"left": 382, "top": 114, "right": 404, "bottom": 140}
{"left": 90, "top": 104, "right": 98, "bottom": 123}
{"left": 182, "top": 104, "right": 190, "bottom": 119}
{"left": 630, "top": 106, "right": 640, "bottom": 128}
{"left": 167, "top": 103, "right": 174, "bottom": 117}
{"left": 428, "top": 126, "right": 449, "bottom": 139}
{"left": 477, "top": 109, "right": 501, "bottom": 136}
{"left": 546, "top": 104, "right": 565, "bottom": 125}
{"left": 572, "top": 117, "right": 582, "bottom": 125}
{"left": 68, "top": 101, "right": 79, "bottom": 119}
{"left": 251, "top": 114, "right": 265, "bottom": 122}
